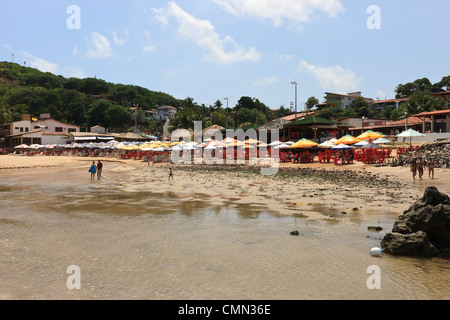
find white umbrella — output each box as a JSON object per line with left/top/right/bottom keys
{"left": 273, "top": 144, "right": 291, "bottom": 149}
{"left": 373, "top": 138, "right": 391, "bottom": 144}
{"left": 269, "top": 141, "right": 283, "bottom": 147}
{"left": 354, "top": 140, "right": 369, "bottom": 147}
{"left": 396, "top": 129, "right": 425, "bottom": 146}
{"left": 318, "top": 138, "right": 337, "bottom": 148}
{"left": 331, "top": 144, "right": 354, "bottom": 150}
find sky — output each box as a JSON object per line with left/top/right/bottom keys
{"left": 1, "top": 0, "right": 449, "bottom": 112}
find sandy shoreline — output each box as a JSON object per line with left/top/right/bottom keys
{"left": 2, "top": 154, "right": 449, "bottom": 221}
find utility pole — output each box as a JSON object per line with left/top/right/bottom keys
{"left": 291, "top": 82, "right": 298, "bottom": 120}
{"left": 224, "top": 98, "right": 229, "bottom": 128}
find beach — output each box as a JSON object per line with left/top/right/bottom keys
{"left": 1, "top": 153, "right": 450, "bottom": 299}
{"left": 1, "top": 153, "right": 449, "bottom": 218}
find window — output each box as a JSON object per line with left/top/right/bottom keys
{"left": 25, "top": 128, "right": 29, "bottom": 132}
{"left": 68, "top": 128, "right": 77, "bottom": 133}
{"left": 20, "top": 127, "right": 23, "bottom": 132}
{"left": 55, "top": 127, "right": 63, "bottom": 133}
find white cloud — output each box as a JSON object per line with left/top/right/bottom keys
{"left": 20, "top": 51, "right": 59, "bottom": 73}
{"left": 153, "top": 1, "right": 261, "bottom": 64}
{"left": 275, "top": 52, "right": 293, "bottom": 61}
{"left": 110, "top": 29, "right": 129, "bottom": 45}
{"left": 298, "top": 60, "right": 362, "bottom": 92}
{"left": 86, "top": 32, "right": 113, "bottom": 58}
{"left": 253, "top": 76, "right": 280, "bottom": 86}
{"left": 143, "top": 30, "right": 152, "bottom": 39}
{"left": 212, "top": 0, "right": 344, "bottom": 27}
{"left": 62, "top": 66, "right": 86, "bottom": 79}
{"left": 143, "top": 45, "right": 156, "bottom": 53}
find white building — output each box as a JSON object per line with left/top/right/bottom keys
{"left": 5, "top": 114, "right": 80, "bottom": 147}
{"left": 155, "top": 106, "right": 177, "bottom": 121}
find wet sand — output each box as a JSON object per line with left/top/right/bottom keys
{"left": 1, "top": 154, "right": 449, "bottom": 300}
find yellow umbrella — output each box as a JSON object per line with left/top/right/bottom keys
{"left": 357, "top": 131, "right": 385, "bottom": 141}
{"left": 225, "top": 141, "right": 246, "bottom": 147}
{"left": 290, "top": 139, "right": 319, "bottom": 148}
{"left": 335, "top": 135, "right": 361, "bottom": 145}
{"left": 244, "top": 139, "right": 261, "bottom": 144}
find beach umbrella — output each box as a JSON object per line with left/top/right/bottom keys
{"left": 357, "top": 130, "right": 385, "bottom": 141}
{"left": 14, "top": 144, "right": 30, "bottom": 149}
{"left": 335, "top": 135, "right": 361, "bottom": 145}
{"left": 273, "top": 144, "right": 291, "bottom": 149}
{"left": 331, "top": 144, "right": 354, "bottom": 150}
{"left": 290, "top": 139, "right": 319, "bottom": 148}
{"left": 269, "top": 141, "right": 283, "bottom": 147}
{"left": 396, "top": 129, "right": 426, "bottom": 146}
{"left": 353, "top": 140, "right": 369, "bottom": 147}
{"left": 318, "top": 138, "right": 338, "bottom": 148}
{"left": 362, "top": 142, "right": 382, "bottom": 149}
{"left": 373, "top": 137, "right": 391, "bottom": 144}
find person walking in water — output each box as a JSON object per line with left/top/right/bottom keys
{"left": 89, "top": 161, "right": 96, "bottom": 180}
{"left": 97, "top": 160, "right": 103, "bottom": 180}
{"left": 410, "top": 159, "right": 418, "bottom": 181}
{"left": 417, "top": 158, "right": 424, "bottom": 180}
{"left": 428, "top": 158, "right": 435, "bottom": 179}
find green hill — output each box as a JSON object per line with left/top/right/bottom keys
{"left": 0, "top": 61, "right": 181, "bottom": 132}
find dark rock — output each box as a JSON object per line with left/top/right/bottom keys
{"left": 368, "top": 226, "right": 383, "bottom": 232}
{"left": 290, "top": 231, "right": 300, "bottom": 236}
{"left": 381, "top": 187, "right": 450, "bottom": 258}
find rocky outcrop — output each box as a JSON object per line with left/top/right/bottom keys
{"left": 393, "top": 140, "right": 450, "bottom": 168}
{"left": 381, "top": 186, "right": 450, "bottom": 258}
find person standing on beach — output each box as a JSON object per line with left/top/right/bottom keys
{"left": 97, "top": 160, "right": 103, "bottom": 180}
{"left": 168, "top": 167, "right": 174, "bottom": 181}
{"left": 428, "top": 158, "right": 435, "bottom": 179}
{"left": 89, "top": 161, "right": 96, "bottom": 180}
{"left": 410, "top": 159, "right": 418, "bottom": 181}
{"left": 417, "top": 158, "right": 424, "bottom": 180}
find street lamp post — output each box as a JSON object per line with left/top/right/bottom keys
{"left": 362, "top": 116, "right": 366, "bottom": 134}
{"left": 224, "top": 98, "right": 229, "bottom": 128}
{"left": 291, "top": 82, "right": 298, "bottom": 120}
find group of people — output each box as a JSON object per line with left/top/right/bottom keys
{"left": 89, "top": 160, "right": 103, "bottom": 180}
{"left": 410, "top": 158, "right": 435, "bottom": 181}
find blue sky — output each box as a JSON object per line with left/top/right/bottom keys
{"left": 1, "top": 0, "right": 449, "bottom": 111}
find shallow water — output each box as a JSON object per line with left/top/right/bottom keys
{"left": 0, "top": 165, "right": 449, "bottom": 300}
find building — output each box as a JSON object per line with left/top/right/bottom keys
{"left": 370, "top": 98, "right": 410, "bottom": 111}
{"left": 143, "top": 110, "right": 157, "bottom": 121}
{"left": 324, "top": 92, "right": 374, "bottom": 109}
{"left": 338, "top": 117, "right": 390, "bottom": 131}
{"left": 2, "top": 114, "right": 80, "bottom": 148}
{"left": 90, "top": 125, "right": 107, "bottom": 134}
{"left": 155, "top": 106, "right": 177, "bottom": 121}
{"left": 347, "top": 116, "right": 432, "bottom": 136}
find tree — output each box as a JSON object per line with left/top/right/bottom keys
{"left": 106, "top": 105, "right": 132, "bottom": 130}
{"left": 87, "top": 99, "right": 111, "bottom": 128}
{"left": 305, "top": 97, "right": 319, "bottom": 112}
{"left": 0, "top": 100, "right": 12, "bottom": 124}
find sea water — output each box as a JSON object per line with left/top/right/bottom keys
{"left": 0, "top": 165, "right": 448, "bottom": 300}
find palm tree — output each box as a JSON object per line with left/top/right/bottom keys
{"left": 0, "top": 101, "right": 12, "bottom": 125}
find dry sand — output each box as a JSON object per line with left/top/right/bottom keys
{"left": 2, "top": 153, "right": 449, "bottom": 222}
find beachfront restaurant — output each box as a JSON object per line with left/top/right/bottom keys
{"left": 282, "top": 116, "right": 348, "bottom": 142}
{"left": 69, "top": 132, "right": 115, "bottom": 144}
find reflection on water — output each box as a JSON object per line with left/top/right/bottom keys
{"left": 0, "top": 165, "right": 449, "bottom": 300}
